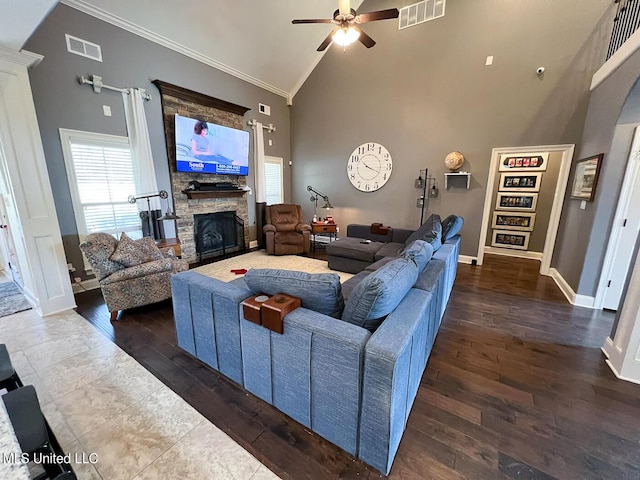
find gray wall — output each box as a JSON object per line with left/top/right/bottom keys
{"left": 554, "top": 52, "right": 640, "bottom": 295}
{"left": 25, "top": 4, "right": 290, "bottom": 277}
{"left": 290, "top": 0, "right": 610, "bottom": 257}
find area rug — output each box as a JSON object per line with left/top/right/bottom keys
{"left": 193, "top": 251, "right": 354, "bottom": 283}
{"left": 0, "top": 281, "right": 32, "bottom": 318}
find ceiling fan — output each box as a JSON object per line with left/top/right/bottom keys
{"left": 292, "top": 0, "right": 399, "bottom": 51}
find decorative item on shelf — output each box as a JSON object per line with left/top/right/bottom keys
{"left": 128, "top": 190, "right": 180, "bottom": 240}
{"left": 445, "top": 151, "right": 465, "bottom": 172}
{"left": 308, "top": 185, "right": 333, "bottom": 219}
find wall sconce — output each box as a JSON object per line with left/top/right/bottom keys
{"left": 307, "top": 185, "right": 333, "bottom": 219}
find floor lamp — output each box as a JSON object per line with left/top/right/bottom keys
{"left": 128, "top": 190, "right": 180, "bottom": 240}
{"left": 307, "top": 185, "right": 333, "bottom": 220}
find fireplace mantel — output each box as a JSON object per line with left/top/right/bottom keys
{"left": 181, "top": 189, "right": 247, "bottom": 199}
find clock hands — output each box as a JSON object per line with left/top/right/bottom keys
{"left": 361, "top": 161, "right": 380, "bottom": 173}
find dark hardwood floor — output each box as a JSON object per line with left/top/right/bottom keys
{"left": 74, "top": 253, "right": 640, "bottom": 480}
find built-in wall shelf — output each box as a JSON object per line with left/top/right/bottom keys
{"left": 181, "top": 189, "right": 246, "bottom": 199}
{"left": 444, "top": 172, "right": 471, "bottom": 189}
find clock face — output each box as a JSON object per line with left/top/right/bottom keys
{"left": 347, "top": 142, "right": 393, "bottom": 192}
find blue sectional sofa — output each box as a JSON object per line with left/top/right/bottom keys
{"left": 171, "top": 216, "right": 462, "bottom": 475}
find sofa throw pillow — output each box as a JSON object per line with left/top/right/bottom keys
{"left": 110, "top": 232, "right": 149, "bottom": 268}
{"left": 244, "top": 269, "right": 344, "bottom": 318}
{"left": 342, "top": 257, "right": 419, "bottom": 332}
{"left": 441, "top": 214, "right": 464, "bottom": 241}
{"left": 401, "top": 240, "right": 433, "bottom": 272}
{"left": 404, "top": 213, "right": 443, "bottom": 251}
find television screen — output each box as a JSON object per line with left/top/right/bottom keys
{"left": 174, "top": 114, "right": 250, "bottom": 176}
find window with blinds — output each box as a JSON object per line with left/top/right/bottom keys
{"left": 265, "top": 157, "right": 284, "bottom": 205}
{"left": 60, "top": 129, "right": 141, "bottom": 240}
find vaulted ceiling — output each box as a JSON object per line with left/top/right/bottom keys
{"left": 1, "top": 0, "right": 370, "bottom": 100}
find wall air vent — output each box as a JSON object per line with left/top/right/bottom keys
{"left": 399, "top": 0, "right": 446, "bottom": 30}
{"left": 65, "top": 34, "right": 103, "bottom": 62}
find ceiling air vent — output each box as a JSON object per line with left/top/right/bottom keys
{"left": 399, "top": 0, "right": 446, "bottom": 30}
{"left": 65, "top": 34, "right": 103, "bottom": 62}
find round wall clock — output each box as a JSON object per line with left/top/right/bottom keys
{"left": 347, "top": 142, "right": 393, "bottom": 192}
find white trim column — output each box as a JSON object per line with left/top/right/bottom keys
{"left": 0, "top": 47, "right": 76, "bottom": 315}
{"left": 603, "top": 239, "right": 640, "bottom": 384}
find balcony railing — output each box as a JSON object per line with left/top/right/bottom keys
{"left": 608, "top": 0, "right": 640, "bottom": 60}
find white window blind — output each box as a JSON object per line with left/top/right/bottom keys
{"left": 60, "top": 129, "right": 141, "bottom": 241}
{"left": 265, "top": 157, "right": 284, "bottom": 205}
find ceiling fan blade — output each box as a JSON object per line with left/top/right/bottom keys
{"left": 356, "top": 28, "right": 376, "bottom": 48}
{"left": 317, "top": 32, "right": 335, "bottom": 51}
{"left": 292, "top": 19, "right": 333, "bottom": 24}
{"left": 355, "top": 8, "right": 400, "bottom": 24}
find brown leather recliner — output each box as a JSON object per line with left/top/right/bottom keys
{"left": 264, "top": 204, "right": 311, "bottom": 255}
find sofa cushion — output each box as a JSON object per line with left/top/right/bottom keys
{"left": 342, "top": 257, "right": 419, "bottom": 332}
{"left": 441, "top": 215, "right": 464, "bottom": 241}
{"left": 401, "top": 240, "right": 433, "bottom": 272}
{"left": 341, "top": 271, "right": 370, "bottom": 301}
{"left": 365, "top": 256, "right": 396, "bottom": 272}
{"left": 374, "top": 242, "right": 404, "bottom": 261}
{"left": 136, "top": 236, "right": 166, "bottom": 261}
{"left": 244, "top": 269, "right": 344, "bottom": 318}
{"left": 404, "top": 214, "right": 443, "bottom": 251}
{"left": 325, "top": 237, "right": 385, "bottom": 263}
{"left": 110, "top": 232, "right": 149, "bottom": 267}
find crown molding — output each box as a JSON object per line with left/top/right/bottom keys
{"left": 0, "top": 47, "right": 44, "bottom": 68}
{"left": 61, "top": 0, "right": 289, "bottom": 99}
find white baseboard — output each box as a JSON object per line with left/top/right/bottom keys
{"left": 249, "top": 240, "right": 258, "bottom": 249}
{"left": 484, "top": 246, "right": 543, "bottom": 261}
{"left": 548, "top": 267, "right": 595, "bottom": 308}
{"left": 458, "top": 255, "right": 475, "bottom": 265}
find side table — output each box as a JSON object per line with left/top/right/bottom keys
{"left": 310, "top": 223, "right": 337, "bottom": 252}
{"left": 156, "top": 238, "right": 182, "bottom": 258}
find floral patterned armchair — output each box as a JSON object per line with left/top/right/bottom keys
{"left": 79, "top": 232, "right": 189, "bottom": 321}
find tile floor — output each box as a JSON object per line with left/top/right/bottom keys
{"left": 0, "top": 305, "right": 280, "bottom": 480}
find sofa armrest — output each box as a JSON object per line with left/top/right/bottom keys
{"left": 263, "top": 224, "right": 276, "bottom": 233}
{"left": 241, "top": 307, "right": 370, "bottom": 455}
{"left": 296, "top": 223, "right": 311, "bottom": 233}
{"left": 346, "top": 224, "right": 394, "bottom": 243}
{"left": 101, "top": 258, "right": 174, "bottom": 285}
{"left": 171, "top": 271, "right": 253, "bottom": 384}
{"left": 359, "top": 288, "right": 436, "bottom": 475}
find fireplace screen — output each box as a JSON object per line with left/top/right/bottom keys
{"left": 194, "top": 211, "right": 245, "bottom": 261}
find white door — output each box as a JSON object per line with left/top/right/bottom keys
{"left": 0, "top": 195, "right": 22, "bottom": 286}
{"left": 602, "top": 131, "right": 640, "bottom": 310}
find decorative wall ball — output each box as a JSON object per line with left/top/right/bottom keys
{"left": 445, "top": 151, "right": 465, "bottom": 171}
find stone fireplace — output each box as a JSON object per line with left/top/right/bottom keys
{"left": 193, "top": 211, "right": 245, "bottom": 261}
{"left": 152, "top": 80, "right": 252, "bottom": 264}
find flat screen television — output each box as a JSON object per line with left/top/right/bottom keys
{"left": 174, "top": 114, "right": 250, "bottom": 176}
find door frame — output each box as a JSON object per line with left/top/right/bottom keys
{"left": 594, "top": 126, "right": 640, "bottom": 309}
{"left": 476, "top": 144, "right": 575, "bottom": 275}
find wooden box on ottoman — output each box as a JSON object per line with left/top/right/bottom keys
{"left": 261, "top": 294, "right": 301, "bottom": 334}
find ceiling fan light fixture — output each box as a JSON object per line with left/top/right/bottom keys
{"left": 332, "top": 27, "right": 360, "bottom": 47}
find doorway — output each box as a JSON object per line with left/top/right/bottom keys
{"left": 0, "top": 195, "right": 22, "bottom": 286}
{"left": 476, "top": 144, "right": 575, "bottom": 275}
{"left": 595, "top": 126, "right": 640, "bottom": 310}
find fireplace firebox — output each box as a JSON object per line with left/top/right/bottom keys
{"left": 194, "top": 211, "right": 245, "bottom": 261}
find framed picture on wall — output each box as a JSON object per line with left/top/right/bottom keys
{"left": 491, "top": 230, "right": 531, "bottom": 250}
{"left": 499, "top": 172, "right": 542, "bottom": 192}
{"left": 570, "top": 153, "right": 604, "bottom": 201}
{"left": 492, "top": 212, "right": 536, "bottom": 231}
{"left": 499, "top": 152, "right": 549, "bottom": 171}
{"left": 495, "top": 193, "right": 538, "bottom": 212}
